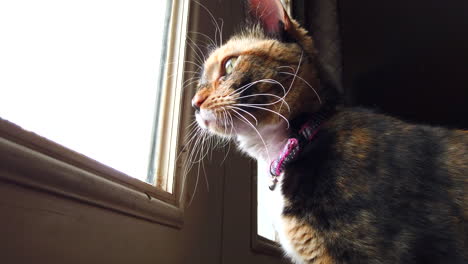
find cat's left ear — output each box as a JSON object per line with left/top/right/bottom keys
{"left": 247, "top": 0, "right": 293, "bottom": 40}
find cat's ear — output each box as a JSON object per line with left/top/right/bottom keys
{"left": 247, "top": 0, "right": 293, "bottom": 40}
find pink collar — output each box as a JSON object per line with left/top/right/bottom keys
{"left": 268, "top": 112, "right": 328, "bottom": 190}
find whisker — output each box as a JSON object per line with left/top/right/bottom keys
{"left": 166, "top": 60, "right": 203, "bottom": 71}
{"left": 199, "top": 133, "right": 210, "bottom": 192}
{"left": 236, "top": 93, "right": 291, "bottom": 112}
{"left": 193, "top": 0, "right": 222, "bottom": 47}
{"left": 279, "top": 51, "right": 303, "bottom": 112}
{"left": 233, "top": 104, "right": 290, "bottom": 128}
{"left": 231, "top": 109, "right": 272, "bottom": 163}
{"left": 229, "top": 79, "right": 287, "bottom": 98}
{"left": 182, "top": 76, "right": 200, "bottom": 86}
{"left": 218, "top": 18, "right": 224, "bottom": 46}
{"left": 183, "top": 79, "right": 200, "bottom": 90}
{"left": 221, "top": 110, "right": 235, "bottom": 164}
{"left": 186, "top": 36, "right": 207, "bottom": 66}
{"left": 177, "top": 121, "right": 200, "bottom": 161}
{"left": 181, "top": 125, "right": 205, "bottom": 200}
{"left": 277, "top": 65, "right": 296, "bottom": 73}
{"left": 186, "top": 35, "right": 209, "bottom": 60}
{"left": 226, "top": 106, "right": 258, "bottom": 125}
{"left": 278, "top": 71, "right": 322, "bottom": 104}
{"left": 188, "top": 31, "right": 216, "bottom": 47}
{"left": 184, "top": 127, "right": 203, "bottom": 173}
{"left": 237, "top": 93, "right": 285, "bottom": 101}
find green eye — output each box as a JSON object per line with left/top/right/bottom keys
{"left": 224, "top": 57, "right": 238, "bottom": 75}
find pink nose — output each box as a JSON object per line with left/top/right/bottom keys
{"left": 192, "top": 93, "right": 207, "bottom": 111}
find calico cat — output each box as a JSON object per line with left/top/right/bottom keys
{"left": 191, "top": 0, "right": 468, "bottom": 263}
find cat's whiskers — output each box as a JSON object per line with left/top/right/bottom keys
{"left": 170, "top": 71, "right": 200, "bottom": 86}
{"left": 183, "top": 111, "right": 227, "bottom": 204}
{"left": 221, "top": 109, "right": 229, "bottom": 136}
{"left": 236, "top": 93, "right": 290, "bottom": 111}
{"left": 183, "top": 80, "right": 201, "bottom": 91}
{"left": 235, "top": 93, "right": 291, "bottom": 112}
{"left": 229, "top": 78, "right": 287, "bottom": 97}
{"left": 193, "top": 0, "right": 223, "bottom": 46}
{"left": 187, "top": 132, "right": 205, "bottom": 206}
{"left": 181, "top": 124, "right": 203, "bottom": 199}
{"left": 186, "top": 126, "right": 215, "bottom": 207}
{"left": 235, "top": 79, "right": 284, "bottom": 95}
{"left": 218, "top": 18, "right": 224, "bottom": 46}
{"left": 279, "top": 51, "right": 303, "bottom": 112}
{"left": 194, "top": 130, "right": 214, "bottom": 163}
{"left": 231, "top": 108, "right": 272, "bottom": 163}
{"left": 181, "top": 121, "right": 199, "bottom": 146}
{"left": 166, "top": 60, "right": 203, "bottom": 71}
{"left": 233, "top": 103, "right": 290, "bottom": 128}
{"left": 188, "top": 31, "right": 217, "bottom": 48}
{"left": 186, "top": 36, "right": 207, "bottom": 66}
{"left": 275, "top": 52, "right": 322, "bottom": 105}
{"left": 177, "top": 121, "right": 201, "bottom": 168}
{"left": 182, "top": 76, "right": 199, "bottom": 86}
{"left": 277, "top": 65, "right": 296, "bottom": 73}
{"left": 220, "top": 108, "right": 235, "bottom": 165}
{"left": 220, "top": 108, "right": 234, "bottom": 143}
{"left": 183, "top": 125, "right": 204, "bottom": 173}
{"left": 278, "top": 71, "right": 322, "bottom": 104}
{"left": 227, "top": 106, "right": 259, "bottom": 125}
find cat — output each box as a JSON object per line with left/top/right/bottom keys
{"left": 190, "top": 0, "right": 468, "bottom": 263}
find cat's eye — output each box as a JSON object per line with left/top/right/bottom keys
{"left": 224, "top": 57, "right": 238, "bottom": 75}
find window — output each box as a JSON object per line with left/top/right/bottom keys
{"left": 0, "top": 0, "right": 190, "bottom": 226}
{"left": 0, "top": 0, "right": 186, "bottom": 192}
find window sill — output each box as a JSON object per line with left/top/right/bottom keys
{"left": 252, "top": 234, "right": 284, "bottom": 257}
{"left": 0, "top": 128, "right": 183, "bottom": 228}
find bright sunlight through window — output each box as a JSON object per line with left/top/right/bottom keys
{"left": 0, "top": 0, "right": 171, "bottom": 183}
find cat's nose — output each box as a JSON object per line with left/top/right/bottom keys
{"left": 192, "top": 93, "right": 207, "bottom": 112}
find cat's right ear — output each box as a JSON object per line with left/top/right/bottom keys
{"left": 247, "top": 0, "right": 293, "bottom": 41}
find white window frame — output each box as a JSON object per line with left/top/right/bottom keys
{"left": 0, "top": 0, "right": 192, "bottom": 228}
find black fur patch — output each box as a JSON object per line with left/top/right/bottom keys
{"left": 281, "top": 108, "right": 468, "bottom": 264}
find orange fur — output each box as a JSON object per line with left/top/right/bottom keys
{"left": 193, "top": 21, "right": 321, "bottom": 134}
{"left": 282, "top": 215, "right": 334, "bottom": 264}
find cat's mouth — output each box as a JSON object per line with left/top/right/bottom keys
{"left": 195, "top": 109, "right": 233, "bottom": 135}
{"left": 195, "top": 110, "right": 215, "bottom": 129}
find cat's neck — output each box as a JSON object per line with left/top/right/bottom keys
{"left": 236, "top": 121, "right": 289, "bottom": 164}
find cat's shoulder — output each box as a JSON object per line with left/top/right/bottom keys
{"left": 330, "top": 106, "right": 466, "bottom": 136}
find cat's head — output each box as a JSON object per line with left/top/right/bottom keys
{"left": 192, "top": 0, "right": 325, "bottom": 138}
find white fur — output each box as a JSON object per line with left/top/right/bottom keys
{"left": 196, "top": 112, "right": 304, "bottom": 263}
{"left": 236, "top": 121, "right": 304, "bottom": 263}
{"left": 236, "top": 121, "right": 288, "bottom": 161}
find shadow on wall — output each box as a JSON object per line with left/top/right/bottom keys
{"left": 339, "top": 0, "right": 468, "bottom": 129}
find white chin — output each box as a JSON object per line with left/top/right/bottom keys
{"left": 195, "top": 113, "right": 209, "bottom": 129}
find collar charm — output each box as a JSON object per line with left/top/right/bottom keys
{"left": 268, "top": 111, "right": 328, "bottom": 191}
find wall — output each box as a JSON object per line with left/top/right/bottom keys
{"left": 339, "top": 0, "right": 468, "bottom": 129}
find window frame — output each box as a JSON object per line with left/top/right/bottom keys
{"left": 0, "top": 0, "right": 192, "bottom": 228}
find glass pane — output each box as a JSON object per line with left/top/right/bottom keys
{"left": 0, "top": 0, "right": 169, "bottom": 183}
{"left": 257, "top": 160, "right": 279, "bottom": 242}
